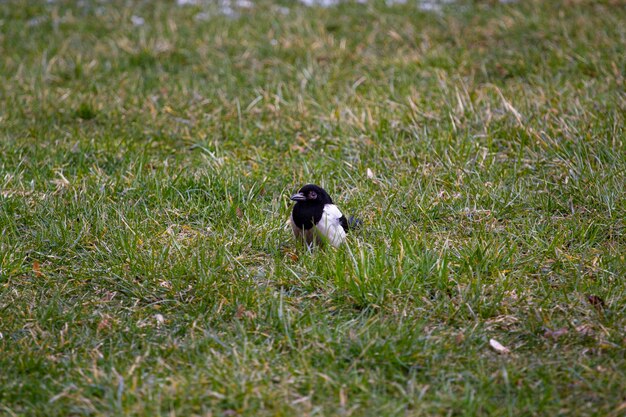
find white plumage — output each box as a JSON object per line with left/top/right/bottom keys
{"left": 316, "top": 204, "right": 347, "bottom": 247}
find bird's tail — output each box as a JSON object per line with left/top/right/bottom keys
{"left": 347, "top": 216, "right": 362, "bottom": 230}
{"left": 340, "top": 215, "right": 362, "bottom": 232}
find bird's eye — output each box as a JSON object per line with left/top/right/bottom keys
{"left": 309, "top": 191, "right": 317, "bottom": 199}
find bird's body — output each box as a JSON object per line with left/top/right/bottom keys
{"left": 289, "top": 184, "right": 349, "bottom": 248}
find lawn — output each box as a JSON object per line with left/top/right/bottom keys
{"left": 0, "top": 0, "right": 625, "bottom": 415}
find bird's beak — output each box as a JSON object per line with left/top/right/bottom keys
{"left": 290, "top": 192, "right": 306, "bottom": 201}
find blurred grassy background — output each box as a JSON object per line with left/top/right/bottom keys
{"left": 0, "top": 0, "right": 625, "bottom": 415}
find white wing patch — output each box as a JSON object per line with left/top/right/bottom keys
{"left": 316, "top": 204, "right": 347, "bottom": 247}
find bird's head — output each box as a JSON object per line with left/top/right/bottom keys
{"left": 290, "top": 184, "right": 333, "bottom": 205}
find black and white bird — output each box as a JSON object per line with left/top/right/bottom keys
{"left": 289, "top": 184, "right": 350, "bottom": 248}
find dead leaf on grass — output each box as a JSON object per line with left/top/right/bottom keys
{"left": 576, "top": 324, "right": 594, "bottom": 337}
{"left": 586, "top": 294, "right": 606, "bottom": 312}
{"left": 33, "top": 261, "right": 43, "bottom": 277}
{"left": 154, "top": 314, "right": 165, "bottom": 326}
{"left": 235, "top": 304, "right": 256, "bottom": 320}
{"left": 543, "top": 327, "right": 568, "bottom": 340}
{"left": 97, "top": 315, "right": 113, "bottom": 331}
{"left": 489, "top": 338, "right": 510, "bottom": 354}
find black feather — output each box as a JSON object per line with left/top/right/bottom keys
{"left": 338, "top": 215, "right": 361, "bottom": 232}
{"left": 292, "top": 203, "right": 323, "bottom": 230}
{"left": 291, "top": 184, "right": 331, "bottom": 230}
{"left": 347, "top": 216, "right": 362, "bottom": 230}
{"left": 339, "top": 215, "right": 349, "bottom": 232}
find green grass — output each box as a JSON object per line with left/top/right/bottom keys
{"left": 1, "top": 0, "right": 625, "bottom": 415}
